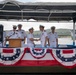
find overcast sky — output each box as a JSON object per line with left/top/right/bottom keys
{"left": 0, "top": 21, "right": 74, "bottom": 31}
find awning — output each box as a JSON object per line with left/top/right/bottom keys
{"left": 0, "top": 0, "right": 76, "bottom": 22}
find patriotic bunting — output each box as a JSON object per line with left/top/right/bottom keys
{"left": 29, "top": 48, "right": 47, "bottom": 59}
{"left": 0, "top": 48, "right": 25, "bottom": 65}
{"left": 51, "top": 49, "right": 76, "bottom": 69}
{"left": 0, "top": 47, "right": 75, "bottom": 69}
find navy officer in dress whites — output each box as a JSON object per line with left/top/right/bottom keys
{"left": 27, "top": 27, "right": 39, "bottom": 48}
{"left": 48, "top": 26, "right": 58, "bottom": 48}
{"left": 7, "top": 25, "right": 21, "bottom": 39}
{"left": 38, "top": 25, "right": 48, "bottom": 47}
{"left": 17, "top": 24, "right": 27, "bottom": 47}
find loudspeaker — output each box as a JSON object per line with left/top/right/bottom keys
{"left": 0, "top": 25, "right": 3, "bottom": 42}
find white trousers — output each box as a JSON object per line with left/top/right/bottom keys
{"left": 41, "top": 40, "right": 46, "bottom": 47}
{"left": 21, "top": 41, "right": 25, "bottom": 47}
{"left": 50, "top": 42, "right": 56, "bottom": 48}
{"left": 27, "top": 43, "right": 34, "bottom": 48}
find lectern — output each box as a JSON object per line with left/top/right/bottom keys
{"left": 6, "top": 39, "right": 23, "bottom": 48}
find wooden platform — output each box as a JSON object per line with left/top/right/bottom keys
{"left": 0, "top": 66, "right": 76, "bottom": 73}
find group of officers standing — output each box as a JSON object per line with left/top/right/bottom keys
{"left": 4, "top": 24, "right": 58, "bottom": 48}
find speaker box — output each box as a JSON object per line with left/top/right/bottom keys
{"left": 0, "top": 25, "right": 3, "bottom": 42}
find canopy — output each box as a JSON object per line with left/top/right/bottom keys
{"left": 0, "top": 0, "right": 76, "bottom": 22}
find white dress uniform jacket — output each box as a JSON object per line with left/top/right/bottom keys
{"left": 18, "top": 30, "right": 26, "bottom": 47}
{"left": 48, "top": 32, "right": 58, "bottom": 48}
{"left": 40, "top": 31, "right": 48, "bottom": 47}
{"left": 27, "top": 33, "right": 34, "bottom": 48}
{"left": 7, "top": 30, "right": 21, "bottom": 39}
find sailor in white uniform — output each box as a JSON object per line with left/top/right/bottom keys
{"left": 27, "top": 27, "right": 39, "bottom": 48}
{"left": 39, "top": 25, "right": 48, "bottom": 47}
{"left": 17, "top": 24, "right": 27, "bottom": 47}
{"left": 7, "top": 25, "right": 21, "bottom": 39}
{"left": 48, "top": 26, "right": 58, "bottom": 48}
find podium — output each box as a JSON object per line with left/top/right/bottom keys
{"left": 6, "top": 39, "right": 24, "bottom": 48}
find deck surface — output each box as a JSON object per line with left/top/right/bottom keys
{"left": 0, "top": 66, "right": 76, "bottom": 73}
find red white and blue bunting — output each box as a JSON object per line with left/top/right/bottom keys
{"left": 51, "top": 49, "right": 76, "bottom": 69}
{"left": 0, "top": 48, "right": 25, "bottom": 65}
{"left": 0, "top": 47, "right": 76, "bottom": 69}
{"left": 29, "top": 48, "right": 47, "bottom": 59}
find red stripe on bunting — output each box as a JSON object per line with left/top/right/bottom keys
{"left": 34, "top": 48, "right": 42, "bottom": 51}
{"left": 3, "top": 49, "right": 13, "bottom": 53}
{"left": 62, "top": 50, "right": 73, "bottom": 54}
{"left": 21, "top": 60, "right": 58, "bottom": 66}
